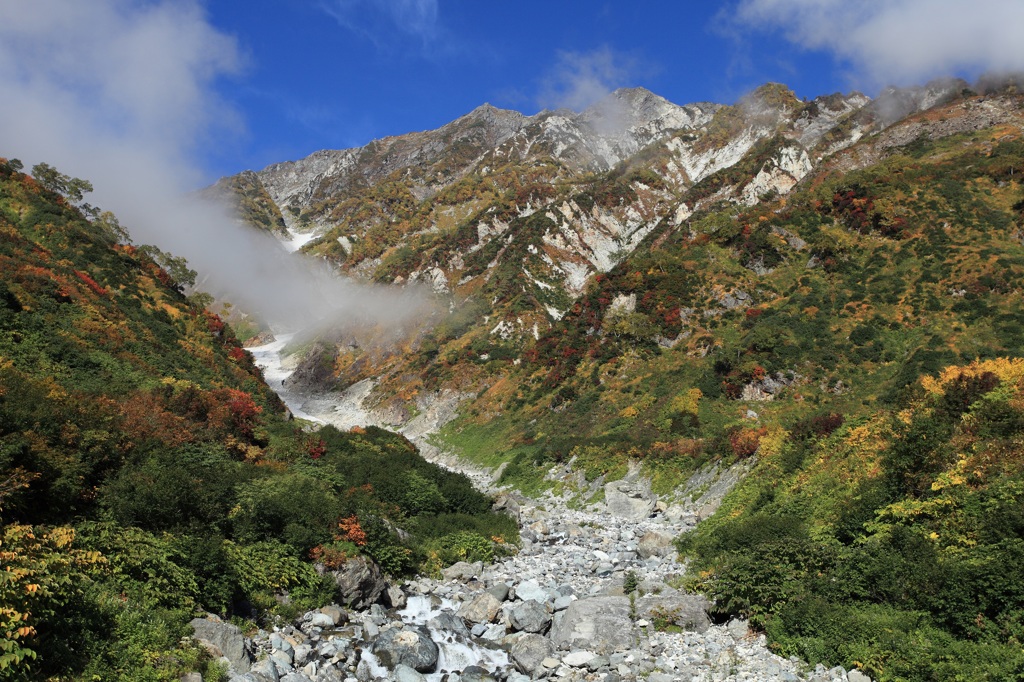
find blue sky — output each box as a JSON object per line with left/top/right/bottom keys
{"left": 202, "top": 1, "right": 850, "bottom": 178}
{"left": 4, "top": 0, "right": 1024, "bottom": 190}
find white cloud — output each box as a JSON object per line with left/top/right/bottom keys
{"left": 734, "top": 0, "right": 1024, "bottom": 87}
{"left": 537, "top": 47, "right": 637, "bottom": 112}
{"left": 0, "top": 0, "right": 433, "bottom": 331}
{"left": 320, "top": 0, "right": 440, "bottom": 47}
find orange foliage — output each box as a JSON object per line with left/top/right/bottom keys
{"left": 335, "top": 515, "right": 367, "bottom": 546}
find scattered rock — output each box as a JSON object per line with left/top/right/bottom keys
{"left": 510, "top": 633, "right": 555, "bottom": 676}
{"left": 508, "top": 600, "right": 551, "bottom": 633}
{"left": 457, "top": 592, "right": 503, "bottom": 624}
{"left": 190, "top": 615, "right": 252, "bottom": 673}
{"left": 372, "top": 626, "right": 439, "bottom": 673}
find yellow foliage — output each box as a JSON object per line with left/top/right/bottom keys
{"left": 844, "top": 423, "right": 886, "bottom": 452}
{"left": 921, "top": 357, "right": 1024, "bottom": 396}
{"left": 757, "top": 424, "right": 789, "bottom": 459}
{"left": 619, "top": 405, "right": 639, "bottom": 419}
{"left": 669, "top": 387, "right": 702, "bottom": 416}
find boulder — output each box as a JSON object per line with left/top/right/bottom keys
{"left": 250, "top": 658, "right": 279, "bottom": 681}
{"left": 372, "top": 626, "right": 439, "bottom": 673}
{"left": 636, "top": 530, "right": 675, "bottom": 559}
{"left": 460, "top": 665, "right": 498, "bottom": 682}
{"left": 508, "top": 600, "right": 551, "bottom": 634}
{"left": 457, "top": 592, "right": 502, "bottom": 624}
{"left": 550, "top": 596, "right": 637, "bottom": 654}
{"left": 428, "top": 611, "right": 470, "bottom": 638}
{"left": 604, "top": 480, "right": 656, "bottom": 520}
{"left": 190, "top": 616, "right": 252, "bottom": 672}
{"left": 512, "top": 580, "right": 550, "bottom": 604}
{"left": 441, "top": 561, "right": 482, "bottom": 582}
{"left": 321, "top": 556, "right": 386, "bottom": 610}
{"left": 318, "top": 605, "right": 347, "bottom": 626}
{"left": 634, "top": 593, "right": 711, "bottom": 633}
{"left": 491, "top": 492, "right": 522, "bottom": 520}
{"left": 485, "top": 582, "right": 510, "bottom": 602}
{"left": 384, "top": 584, "right": 407, "bottom": 609}
{"left": 509, "top": 633, "right": 555, "bottom": 676}
{"left": 391, "top": 664, "right": 427, "bottom": 682}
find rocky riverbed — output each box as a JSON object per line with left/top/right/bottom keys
{"left": 202, "top": 340, "right": 874, "bottom": 681}
{"left": 192, "top": 472, "right": 870, "bottom": 682}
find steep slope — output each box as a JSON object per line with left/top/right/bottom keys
{"left": 0, "top": 159, "right": 513, "bottom": 680}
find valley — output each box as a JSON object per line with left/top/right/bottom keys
{"left": 4, "top": 74, "right": 1024, "bottom": 682}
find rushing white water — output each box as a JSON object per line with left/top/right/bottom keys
{"left": 397, "top": 595, "right": 511, "bottom": 679}
{"left": 246, "top": 333, "right": 323, "bottom": 423}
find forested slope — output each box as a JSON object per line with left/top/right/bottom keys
{"left": 0, "top": 159, "right": 514, "bottom": 681}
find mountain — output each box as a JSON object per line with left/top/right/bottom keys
{"left": 213, "top": 76, "right": 1024, "bottom": 679}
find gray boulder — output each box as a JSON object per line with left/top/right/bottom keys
{"left": 550, "top": 596, "right": 637, "bottom": 654}
{"left": 636, "top": 530, "right": 675, "bottom": 559}
{"left": 485, "top": 582, "right": 510, "bottom": 602}
{"left": 460, "top": 665, "right": 498, "bottom": 682}
{"left": 457, "top": 591, "right": 502, "bottom": 624}
{"left": 512, "top": 580, "right": 550, "bottom": 604}
{"left": 604, "top": 480, "right": 656, "bottom": 520}
{"left": 320, "top": 556, "right": 386, "bottom": 610}
{"left": 510, "top": 633, "right": 555, "bottom": 676}
{"left": 190, "top": 616, "right": 252, "bottom": 672}
{"left": 372, "top": 626, "right": 439, "bottom": 673}
{"left": 508, "top": 600, "right": 551, "bottom": 634}
{"left": 428, "top": 611, "right": 470, "bottom": 638}
{"left": 390, "top": 664, "right": 427, "bottom": 682}
{"left": 384, "top": 584, "right": 407, "bottom": 609}
{"left": 441, "top": 561, "right": 483, "bottom": 581}
{"left": 319, "top": 605, "right": 347, "bottom": 626}
{"left": 634, "top": 593, "right": 711, "bottom": 633}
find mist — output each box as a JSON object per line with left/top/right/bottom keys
{"left": 734, "top": 0, "right": 1024, "bottom": 89}
{"left": 0, "top": 0, "right": 434, "bottom": 332}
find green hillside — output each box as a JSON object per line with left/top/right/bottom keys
{"left": 0, "top": 159, "right": 514, "bottom": 681}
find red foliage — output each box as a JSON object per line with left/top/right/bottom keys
{"left": 728, "top": 426, "right": 768, "bottom": 459}
{"left": 307, "top": 437, "right": 327, "bottom": 460}
{"left": 205, "top": 312, "right": 225, "bottom": 337}
{"left": 227, "top": 346, "right": 246, "bottom": 362}
{"left": 309, "top": 544, "right": 353, "bottom": 569}
{"left": 73, "top": 270, "right": 107, "bottom": 296}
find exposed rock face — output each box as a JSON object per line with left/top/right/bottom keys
{"left": 604, "top": 479, "right": 656, "bottom": 520}
{"left": 320, "top": 555, "right": 386, "bottom": 610}
{"left": 550, "top": 596, "right": 638, "bottom": 654}
{"left": 372, "top": 626, "right": 439, "bottom": 673}
{"left": 190, "top": 615, "right": 252, "bottom": 672}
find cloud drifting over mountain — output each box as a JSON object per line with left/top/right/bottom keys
{"left": 734, "top": 0, "right": 1024, "bottom": 87}
{"left": 537, "top": 48, "right": 638, "bottom": 112}
{"left": 0, "top": 0, "right": 432, "bottom": 331}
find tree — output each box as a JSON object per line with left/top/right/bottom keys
{"left": 30, "top": 163, "right": 93, "bottom": 204}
